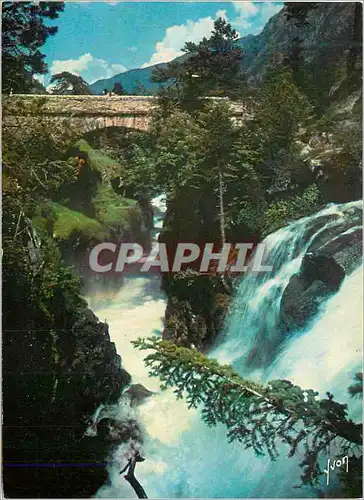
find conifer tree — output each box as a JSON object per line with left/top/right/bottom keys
{"left": 133, "top": 337, "right": 362, "bottom": 489}
{"left": 50, "top": 71, "right": 92, "bottom": 95}
{"left": 2, "top": 1, "right": 64, "bottom": 93}
{"left": 152, "top": 17, "right": 244, "bottom": 107}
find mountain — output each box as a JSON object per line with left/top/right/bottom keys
{"left": 238, "top": 2, "right": 359, "bottom": 86}
{"left": 90, "top": 3, "right": 359, "bottom": 95}
{"left": 90, "top": 63, "right": 168, "bottom": 95}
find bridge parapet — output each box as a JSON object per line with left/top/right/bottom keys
{"left": 3, "top": 94, "right": 157, "bottom": 116}
{"left": 3, "top": 94, "right": 252, "bottom": 134}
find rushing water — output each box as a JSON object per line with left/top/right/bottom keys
{"left": 91, "top": 198, "right": 362, "bottom": 498}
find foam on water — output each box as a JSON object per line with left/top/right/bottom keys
{"left": 92, "top": 199, "right": 362, "bottom": 498}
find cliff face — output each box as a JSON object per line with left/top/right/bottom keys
{"left": 2, "top": 210, "right": 132, "bottom": 497}
{"left": 3, "top": 302, "right": 131, "bottom": 498}
{"left": 239, "top": 3, "right": 358, "bottom": 85}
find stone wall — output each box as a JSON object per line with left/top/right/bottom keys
{"left": 3, "top": 94, "right": 252, "bottom": 134}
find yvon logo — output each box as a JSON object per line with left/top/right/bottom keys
{"left": 324, "top": 456, "right": 349, "bottom": 486}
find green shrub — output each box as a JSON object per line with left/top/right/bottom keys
{"left": 262, "top": 184, "right": 321, "bottom": 236}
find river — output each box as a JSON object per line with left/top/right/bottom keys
{"left": 88, "top": 196, "right": 362, "bottom": 498}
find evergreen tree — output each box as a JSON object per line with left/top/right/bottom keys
{"left": 151, "top": 101, "right": 263, "bottom": 244}
{"left": 253, "top": 68, "right": 311, "bottom": 193}
{"left": 152, "top": 17, "right": 244, "bottom": 108}
{"left": 133, "top": 337, "right": 362, "bottom": 491}
{"left": 2, "top": 1, "right": 64, "bottom": 93}
{"left": 112, "top": 82, "right": 126, "bottom": 95}
{"left": 50, "top": 72, "right": 92, "bottom": 95}
{"left": 257, "top": 68, "right": 310, "bottom": 153}
{"left": 197, "top": 103, "right": 240, "bottom": 245}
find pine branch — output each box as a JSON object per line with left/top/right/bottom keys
{"left": 132, "top": 337, "right": 362, "bottom": 485}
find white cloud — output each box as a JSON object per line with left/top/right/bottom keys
{"left": 233, "top": 18, "right": 252, "bottom": 30}
{"left": 233, "top": 1, "right": 258, "bottom": 18}
{"left": 253, "top": 24, "right": 265, "bottom": 35}
{"left": 50, "top": 53, "right": 127, "bottom": 84}
{"left": 232, "top": 1, "right": 282, "bottom": 34}
{"left": 51, "top": 53, "right": 93, "bottom": 75}
{"left": 260, "top": 2, "right": 282, "bottom": 22}
{"left": 231, "top": 1, "right": 258, "bottom": 33}
{"left": 141, "top": 16, "right": 216, "bottom": 68}
{"left": 215, "top": 9, "right": 228, "bottom": 21}
{"left": 141, "top": 3, "right": 283, "bottom": 69}
{"left": 111, "top": 63, "right": 126, "bottom": 74}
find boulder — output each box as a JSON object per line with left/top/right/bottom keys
{"left": 312, "top": 228, "right": 362, "bottom": 275}
{"left": 279, "top": 228, "right": 361, "bottom": 334}
{"left": 280, "top": 271, "right": 338, "bottom": 333}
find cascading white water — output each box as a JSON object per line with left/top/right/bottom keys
{"left": 93, "top": 199, "right": 362, "bottom": 499}
{"left": 212, "top": 200, "right": 362, "bottom": 376}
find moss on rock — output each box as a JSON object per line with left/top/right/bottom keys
{"left": 92, "top": 184, "right": 139, "bottom": 236}
{"left": 52, "top": 202, "right": 107, "bottom": 241}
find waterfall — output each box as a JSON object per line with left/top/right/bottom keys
{"left": 93, "top": 199, "right": 362, "bottom": 499}
{"left": 212, "top": 200, "right": 362, "bottom": 375}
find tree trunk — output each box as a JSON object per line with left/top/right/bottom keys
{"left": 125, "top": 471, "right": 148, "bottom": 499}
{"left": 120, "top": 453, "right": 148, "bottom": 499}
{"left": 218, "top": 167, "right": 226, "bottom": 245}
{"left": 218, "top": 165, "right": 232, "bottom": 294}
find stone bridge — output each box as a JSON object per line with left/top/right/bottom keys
{"left": 3, "top": 94, "right": 252, "bottom": 136}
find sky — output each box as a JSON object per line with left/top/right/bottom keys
{"left": 39, "top": 1, "right": 283, "bottom": 87}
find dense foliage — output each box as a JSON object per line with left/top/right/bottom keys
{"left": 2, "top": 89, "right": 133, "bottom": 498}
{"left": 2, "top": 1, "right": 64, "bottom": 93}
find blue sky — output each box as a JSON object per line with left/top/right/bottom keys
{"left": 39, "top": 1, "right": 283, "bottom": 86}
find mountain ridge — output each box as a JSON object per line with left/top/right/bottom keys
{"left": 90, "top": 3, "right": 357, "bottom": 96}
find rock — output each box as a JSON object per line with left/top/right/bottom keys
{"left": 97, "top": 417, "right": 143, "bottom": 443}
{"left": 300, "top": 253, "right": 346, "bottom": 291}
{"left": 162, "top": 273, "right": 231, "bottom": 350}
{"left": 125, "top": 384, "right": 154, "bottom": 407}
{"left": 280, "top": 272, "right": 337, "bottom": 333}
{"left": 279, "top": 224, "right": 361, "bottom": 334}
{"left": 2, "top": 299, "right": 132, "bottom": 499}
{"left": 312, "top": 228, "right": 362, "bottom": 275}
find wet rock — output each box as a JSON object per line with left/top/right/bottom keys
{"left": 279, "top": 223, "right": 361, "bottom": 334}
{"left": 125, "top": 383, "right": 154, "bottom": 407}
{"left": 280, "top": 273, "right": 336, "bottom": 333}
{"left": 300, "top": 253, "right": 346, "bottom": 291}
{"left": 98, "top": 418, "right": 143, "bottom": 444}
{"left": 312, "top": 228, "right": 362, "bottom": 275}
